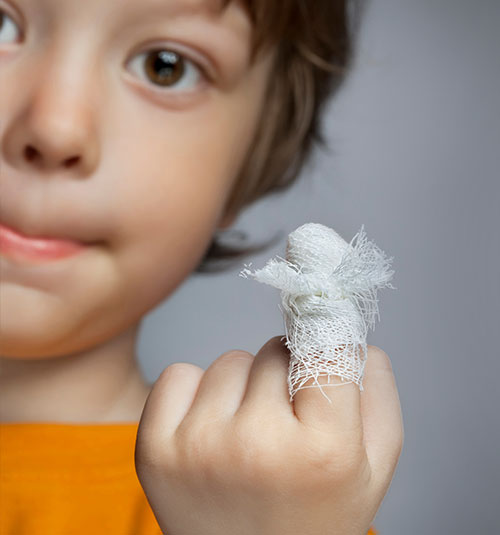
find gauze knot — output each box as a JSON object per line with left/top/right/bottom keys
{"left": 239, "top": 223, "right": 395, "bottom": 403}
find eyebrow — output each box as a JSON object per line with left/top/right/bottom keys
{"left": 117, "top": 0, "right": 250, "bottom": 74}
{"left": 115, "top": 0, "right": 240, "bottom": 33}
{"left": 139, "top": 0, "right": 228, "bottom": 19}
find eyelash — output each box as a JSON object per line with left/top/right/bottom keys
{"left": 125, "top": 47, "right": 209, "bottom": 95}
{"left": 0, "top": 6, "right": 23, "bottom": 44}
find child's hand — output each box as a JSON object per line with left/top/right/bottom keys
{"left": 135, "top": 336, "right": 403, "bottom": 535}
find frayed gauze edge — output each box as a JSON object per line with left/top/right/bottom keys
{"left": 240, "top": 223, "right": 395, "bottom": 404}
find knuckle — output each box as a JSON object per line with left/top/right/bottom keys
{"left": 159, "top": 362, "right": 204, "bottom": 383}
{"left": 367, "top": 345, "right": 393, "bottom": 371}
{"left": 216, "top": 349, "right": 254, "bottom": 364}
{"left": 262, "top": 335, "right": 287, "bottom": 353}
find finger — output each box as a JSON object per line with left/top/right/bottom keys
{"left": 138, "top": 362, "right": 204, "bottom": 441}
{"left": 292, "top": 344, "right": 363, "bottom": 437}
{"left": 360, "top": 346, "right": 404, "bottom": 486}
{"left": 186, "top": 350, "right": 255, "bottom": 420}
{"left": 237, "top": 335, "right": 295, "bottom": 416}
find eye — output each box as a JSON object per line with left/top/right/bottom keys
{"left": 126, "top": 48, "right": 206, "bottom": 93}
{"left": 0, "top": 8, "right": 21, "bottom": 44}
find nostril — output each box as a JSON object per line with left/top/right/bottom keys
{"left": 24, "top": 145, "right": 39, "bottom": 162}
{"left": 23, "top": 145, "right": 81, "bottom": 168}
{"left": 64, "top": 156, "right": 80, "bottom": 168}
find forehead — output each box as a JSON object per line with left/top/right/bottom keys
{"left": 113, "top": 0, "right": 235, "bottom": 18}
{"left": 37, "top": 0, "right": 252, "bottom": 52}
{"left": 38, "top": 0, "right": 243, "bottom": 23}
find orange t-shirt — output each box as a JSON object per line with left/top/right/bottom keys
{"left": 0, "top": 422, "right": 378, "bottom": 535}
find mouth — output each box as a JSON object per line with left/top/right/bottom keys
{"left": 0, "top": 221, "right": 89, "bottom": 263}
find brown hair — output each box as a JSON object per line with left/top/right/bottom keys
{"left": 196, "top": 0, "right": 364, "bottom": 273}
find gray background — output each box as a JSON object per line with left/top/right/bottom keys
{"left": 137, "top": 1, "right": 500, "bottom": 534}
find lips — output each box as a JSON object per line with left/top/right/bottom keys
{"left": 0, "top": 221, "right": 87, "bottom": 262}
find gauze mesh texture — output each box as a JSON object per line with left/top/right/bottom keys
{"left": 240, "top": 223, "right": 395, "bottom": 403}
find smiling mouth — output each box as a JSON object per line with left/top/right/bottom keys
{"left": 0, "top": 222, "right": 88, "bottom": 263}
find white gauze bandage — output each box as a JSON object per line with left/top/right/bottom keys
{"left": 239, "top": 223, "right": 395, "bottom": 403}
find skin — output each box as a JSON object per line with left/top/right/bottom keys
{"left": 137, "top": 341, "right": 403, "bottom": 535}
{"left": 0, "top": 0, "right": 271, "bottom": 421}
{"left": 0, "top": 0, "right": 404, "bottom": 533}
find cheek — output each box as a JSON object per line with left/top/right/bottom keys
{"left": 106, "top": 100, "right": 254, "bottom": 303}
{"left": 0, "top": 65, "right": 267, "bottom": 359}
{"left": 109, "top": 148, "right": 230, "bottom": 322}
{"left": 101, "top": 50, "right": 272, "bottom": 305}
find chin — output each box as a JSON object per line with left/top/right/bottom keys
{"left": 0, "top": 285, "right": 77, "bottom": 359}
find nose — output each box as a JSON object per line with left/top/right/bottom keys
{"left": 2, "top": 57, "right": 100, "bottom": 177}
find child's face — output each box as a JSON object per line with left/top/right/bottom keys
{"left": 0, "top": 0, "right": 276, "bottom": 358}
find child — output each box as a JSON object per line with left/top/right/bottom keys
{"left": 0, "top": 0, "right": 403, "bottom": 533}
